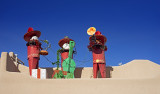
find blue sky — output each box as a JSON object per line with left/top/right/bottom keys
{"left": 0, "top": 0, "right": 160, "bottom": 67}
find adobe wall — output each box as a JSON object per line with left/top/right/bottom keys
{"left": 0, "top": 52, "right": 29, "bottom": 74}
{"left": 1, "top": 52, "right": 160, "bottom": 94}
{"left": 0, "top": 52, "right": 19, "bottom": 72}
{"left": 111, "top": 60, "right": 160, "bottom": 78}
{"left": 1, "top": 52, "right": 160, "bottom": 79}
{"left": 0, "top": 71, "right": 160, "bottom": 94}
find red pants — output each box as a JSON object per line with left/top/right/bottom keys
{"left": 93, "top": 63, "right": 106, "bottom": 78}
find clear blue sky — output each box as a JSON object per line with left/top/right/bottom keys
{"left": 0, "top": 0, "right": 160, "bottom": 67}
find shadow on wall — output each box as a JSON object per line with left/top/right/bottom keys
{"left": 97, "top": 66, "right": 113, "bottom": 78}
{"left": 106, "top": 66, "right": 113, "bottom": 78}
{"left": 43, "top": 68, "right": 54, "bottom": 78}
{"left": 44, "top": 67, "right": 84, "bottom": 78}
{"left": 5, "top": 53, "right": 20, "bottom": 72}
{"left": 74, "top": 68, "right": 84, "bottom": 78}
{"left": 74, "top": 66, "right": 113, "bottom": 78}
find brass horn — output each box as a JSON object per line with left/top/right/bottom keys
{"left": 87, "top": 27, "right": 96, "bottom": 35}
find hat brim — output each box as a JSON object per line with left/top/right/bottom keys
{"left": 58, "top": 38, "right": 74, "bottom": 48}
{"left": 89, "top": 35, "right": 107, "bottom": 44}
{"left": 24, "top": 31, "right": 41, "bottom": 42}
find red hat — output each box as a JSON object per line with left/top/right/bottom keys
{"left": 58, "top": 36, "right": 74, "bottom": 48}
{"left": 89, "top": 31, "right": 107, "bottom": 44}
{"left": 24, "top": 27, "right": 41, "bottom": 42}
{"left": 95, "top": 31, "right": 101, "bottom": 35}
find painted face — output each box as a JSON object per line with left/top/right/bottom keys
{"left": 62, "top": 43, "right": 70, "bottom": 50}
{"left": 30, "top": 36, "right": 39, "bottom": 41}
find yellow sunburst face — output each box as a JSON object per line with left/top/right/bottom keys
{"left": 87, "top": 27, "right": 96, "bottom": 35}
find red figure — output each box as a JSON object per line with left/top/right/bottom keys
{"left": 88, "top": 31, "right": 107, "bottom": 78}
{"left": 58, "top": 37, "right": 74, "bottom": 71}
{"left": 24, "top": 27, "right": 42, "bottom": 75}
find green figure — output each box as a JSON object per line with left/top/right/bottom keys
{"left": 53, "top": 49, "right": 65, "bottom": 79}
{"left": 62, "top": 41, "right": 76, "bottom": 78}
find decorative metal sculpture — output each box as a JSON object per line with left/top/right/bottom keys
{"left": 87, "top": 27, "right": 107, "bottom": 78}
{"left": 24, "top": 27, "right": 48, "bottom": 75}
{"left": 52, "top": 37, "right": 76, "bottom": 79}
{"left": 62, "top": 41, "right": 76, "bottom": 78}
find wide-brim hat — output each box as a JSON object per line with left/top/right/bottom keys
{"left": 89, "top": 35, "right": 107, "bottom": 44}
{"left": 89, "top": 31, "right": 107, "bottom": 44}
{"left": 24, "top": 27, "right": 41, "bottom": 42}
{"left": 58, "top": 37, "right": 74, "bottom": 48}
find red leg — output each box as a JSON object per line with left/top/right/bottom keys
{"left": 99, "top": 63, "right": 106, "bottom": 78}
{"left": 93, "top": 63, "right": 98, "bottom": 78}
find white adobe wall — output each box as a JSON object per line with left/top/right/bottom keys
{"left": 1, "top": 52, "right": 160, "bottom": 79}
{"left": 111, "top": 60, "right": 160, "bottom": 78}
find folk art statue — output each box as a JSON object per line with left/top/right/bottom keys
{"left": 24, "top": 27, "right": 107, "bottom": 78}
{"left": 24, "top": 27, "right": 48, "bottom": 75}
{"left": 87, "top": 27, "right": 107, "bottom": 78}
{"left": 52, "top": 37, "right": 76, "bottom": 79}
